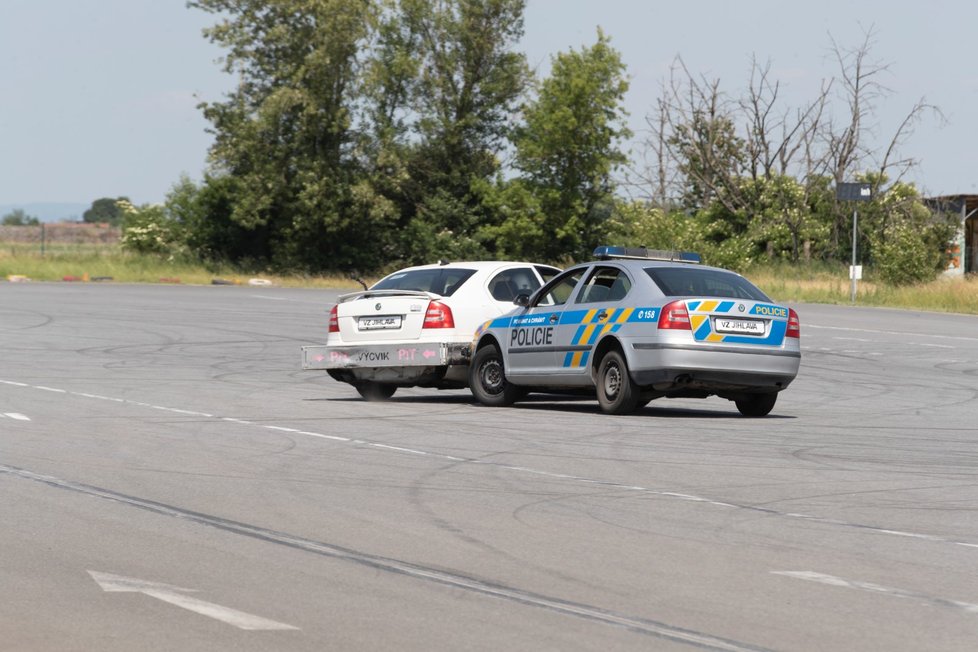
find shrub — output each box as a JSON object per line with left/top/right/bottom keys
{"left": 119, "top": 201, "right": 176, "bottom": 255}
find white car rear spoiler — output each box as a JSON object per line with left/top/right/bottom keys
{"left": 336, "top": 289, "right": 440, "bottom": 303}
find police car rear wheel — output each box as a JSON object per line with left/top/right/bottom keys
{"left": 470, "top": 344, "right": 520, "bottom": 406}
{"left": 596, "top": 350, "right": 640, "bottom": 415}
{"left": 735, "top": 392, "right": 777, "bottom": 417}
{"left": 355, "top": 382, "right": 397, "bottom": 401}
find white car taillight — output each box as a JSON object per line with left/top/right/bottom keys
{"left": 328, "top": 304, "right": 339, "bottom": 334}
{"left": 423, "top": 301, "right": 455, "bottom": 329}
{"left": 658, "top": 300, "right": 691, "bottom": 330}
{"left": 786, "top": 308, "right": 800, "bottom": 338}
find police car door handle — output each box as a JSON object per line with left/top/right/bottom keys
{"left": 549, "top": 313, "right": 559, "bottom": 324}
{"left": 596, "top": 310, "right": 608, "bottom": 321}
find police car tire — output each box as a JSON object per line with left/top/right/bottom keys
{"left": 735, "top": 392, "right": 777, "bottom": 417}
{"left": 355, "top": 382, "right": 397, "bottom": 401}
{"left": 596, "top": 350, "right": 640, "bottom": 415}
{"left": 470, "top": 344, "right": 521, "bottom": 407}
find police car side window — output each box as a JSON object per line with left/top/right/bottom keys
{"left": 576, "top": 267, "right": 630, "bottom": 303}
{"left": 532, "top": 270, "right": 583, "bottom": 307}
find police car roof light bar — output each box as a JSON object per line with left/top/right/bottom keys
{"left": 592, "top": 246, "right": 701, "bottom": 264}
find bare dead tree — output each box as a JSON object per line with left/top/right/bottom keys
{"left": 824, "top": 29, "right": 889, "bottom": 188}
{"left": 622, "top": 96, "right": 677, "bottom": 207}
{"left": 741, "top": 58, "right": 833, "bottom": 181}
{"left": 875, "top": 97, "right": 945, "bottom": 187}
{"left": 658, "top": 56, "right": 747, "bottom": 214}
{"left": 823, "top": 26, "right": 944, "bottom": 249}
{"left": 635, "top": 54, "right": 832, "bottom": 220}
{"left": 737, "top": 56, "right": 836, "bottom": 259}
{"left": 627, "top": 29, "right": 942, "bottom": 262}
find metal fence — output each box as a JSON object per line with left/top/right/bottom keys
{"left": 0, "top": 223, "right": 121, "bottom": 255}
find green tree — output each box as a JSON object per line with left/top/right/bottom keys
{"left": 604, "top": 200, "right": 756, "bottom": 271}
{"left": 190, "top": 0, "right": 394, "bottom": 271}
{"left": 83, "top": 197, "right": 129, "bottom": 225}
{"left": 854, "top": 178, "right": 956, "bottom": 285}
{"left": 374, "top": 0, "right": 530, "bottom": 264}
{"left": 511, "top": 29, "right": 630, "bottom": 261}
{"left": 1, "top": 209, "right": 40, "bottom": 226}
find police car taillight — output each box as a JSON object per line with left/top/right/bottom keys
{"left": 328, "top": 305, "right": 339, "bottom": 333}
{"left": 786, "top": 308, "right": 800, "bottom": 338}
{"left": 658, "top": 300, "right": 691, "bottom": 330}
{"left": 423, "top": 301, "right": 455, "bottom": 329}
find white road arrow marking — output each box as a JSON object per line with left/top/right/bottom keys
{"left": 88, "top": 571, "right": 298, "bottom": 631}
{"left": 772, "top": 570, "right": 978, "bottom": 614}
{"left": 1, "top": 413, "right": 30, "bottom": 420}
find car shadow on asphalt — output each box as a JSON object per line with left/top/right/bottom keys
{"left": 315, "top": 392, "right": 795, "bottom": 419}
{"left": 512, "top": 399, "right": 795, "bottom": 419}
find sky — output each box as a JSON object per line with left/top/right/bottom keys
{"left": 1, "top": 0, "right": 975, "bottom": 216}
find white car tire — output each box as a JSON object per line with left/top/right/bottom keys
{"left": 355, "top": 382, "right": 397, "bottom": 401}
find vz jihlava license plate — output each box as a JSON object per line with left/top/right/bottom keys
{"left": 359, "top": 315, "right": 402, "bottom": 330}
{"left": 714, "top": 318, "right": 765, "bottom": 335}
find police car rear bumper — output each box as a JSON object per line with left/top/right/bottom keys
{"left": 629, "top": 342, "right": 800, "bottom": 390}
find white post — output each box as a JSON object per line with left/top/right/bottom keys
{"left": 850, "top": 208, "right": 858, "bottom": 303}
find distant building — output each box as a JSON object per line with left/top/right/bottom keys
{"left": 925, "top": 195, "right": 977, "bottom": 276}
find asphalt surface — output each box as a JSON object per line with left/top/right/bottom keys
{"left": 1, "top": 283, "right": 977, "bottom": 651}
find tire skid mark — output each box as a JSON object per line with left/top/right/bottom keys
{"left": 0, "top": 462, "right": 773, "bottom": 652}
{"left": 3, "top": 378, "right": 978, "bottom": 553}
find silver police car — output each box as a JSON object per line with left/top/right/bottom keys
{"left": 468, "top": 247, "right": 800, "bottom": 416}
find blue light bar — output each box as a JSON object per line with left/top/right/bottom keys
{"left": 592, "top": 246, "right": 701, "bottom": 264}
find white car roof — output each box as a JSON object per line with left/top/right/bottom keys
{"left": 389, "top": 261, "right": 548, "bottom": 272}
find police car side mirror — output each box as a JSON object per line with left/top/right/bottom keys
{"left": 513, "top": 293, "right": 530, "bottom": 307}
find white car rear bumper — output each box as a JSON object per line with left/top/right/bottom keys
{"left": 302, "top": 342, "right": 471, "bottom": 370}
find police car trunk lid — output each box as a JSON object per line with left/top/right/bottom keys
{"left": 683, "top": 299, "right": 790, "bottom": 347}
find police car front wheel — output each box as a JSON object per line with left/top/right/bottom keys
{"left": 470, "top": 344, "right": 521, "bottom": 407}
{"left": 596, "top": 350, "right": 640, "bottom": 415}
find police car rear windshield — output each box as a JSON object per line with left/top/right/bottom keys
{"left": 372, "top": 268, "right": 476, "bottom": 296}
{"left": 645, "top": 267, "right": 770, "bottom": 301}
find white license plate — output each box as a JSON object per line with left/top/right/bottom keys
{"left": 359, "top": 315, "right": 402, "bottom": 330}
{"left": 715, "top": 318, "right": 765, "bottom": 335}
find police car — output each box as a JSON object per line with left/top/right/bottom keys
{"left": 468, "top": 247, "right": 800, "bottom": 416}
{"left": 302, "top": 261, "right": 560, "bottom": 400}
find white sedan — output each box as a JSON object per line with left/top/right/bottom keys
{"left": 302, "top": 261, "right": 561, "bottom": 400}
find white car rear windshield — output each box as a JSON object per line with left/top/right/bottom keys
{"left": 645, "top": 267, "right": 770, "bottom": 301}
{"left": 372, "top": 268, "right": 476, "bottom": 296}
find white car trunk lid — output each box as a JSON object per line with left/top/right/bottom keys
{"left": 335, "top": 292, "right": 433, "bottom": 342}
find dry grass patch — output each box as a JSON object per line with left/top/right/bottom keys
{"left": 750, "top": 265, "right": 978, "bottom": 315}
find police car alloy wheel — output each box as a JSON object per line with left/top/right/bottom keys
{"left": 596, "top": 350, "right": 640, "bottom": 415}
